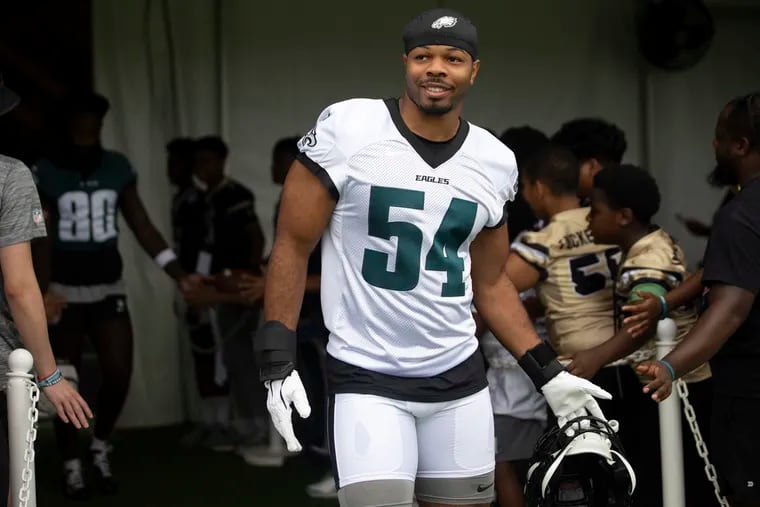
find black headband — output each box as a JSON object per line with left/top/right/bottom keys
{"left": 403, "top": 8, "right": 478, "bottom": 60}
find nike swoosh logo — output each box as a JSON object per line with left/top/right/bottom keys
{"left": 476, "top": 482, "right": 494, "bottom": 493}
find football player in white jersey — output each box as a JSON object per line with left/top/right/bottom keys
{"left": 255, "top": 8, "right": 611, "bottom": 507}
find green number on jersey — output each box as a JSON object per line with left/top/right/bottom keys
{"left": 361, "top": 186, "right": 478, "bottom": 297}
{"left": 425, "top": 198, "right": 478, "bottom": 296}
{"left": 361, "top": 187, "right": 425, "bottom": 291}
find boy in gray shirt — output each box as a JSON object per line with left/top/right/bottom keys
{"left": 0, "top": 75, "right": 91, "bottom": 501}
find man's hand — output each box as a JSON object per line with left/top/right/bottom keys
{"left": 559, "top": 350, "right": 605, "bottom": 380}
{"left": 42, "top": 379, "right": 93, "bottom": 429}
{"left": 636, "top": 361, "right": 673, "bottom": 402}
{"left": 541, "top": 371, "right": 611, "bottom": 431}
{"left": 179, "top": 273, "right": 211, "bottom": 293}
{"left": 621, "top": 291, "right": 662, "bottom": 339}
{"left": 265, "top": 370, "right": 311, "bottom": 452}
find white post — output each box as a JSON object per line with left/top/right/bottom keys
{"left": 655, "top": 319, "right": 685, "bottom": 507}
{"left": 6, "top": 348, "right": 37, "bottom": 507}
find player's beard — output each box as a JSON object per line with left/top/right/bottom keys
{"left": 409, "top": 81, "right": 460, "bottom": 116}
{"left": 412, "top": 93, "right": 454, "bottom": 116}
{"left": 708, "top": 159, "right": 739, "bottom": 187}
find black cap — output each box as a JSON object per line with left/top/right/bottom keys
{"left": 0, "top": 74, "right": 20, "bottom": 116}
{"left": 403, "top": 8, "right": 478, "bottom": 60}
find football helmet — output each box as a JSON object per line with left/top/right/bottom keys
{"left": 525, "top": 416, "right": 636, "bottom": 506}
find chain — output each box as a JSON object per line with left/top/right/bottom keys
{"left": 18, "top": 379, "right": 39, "bottom": 507}
{"left": 675, "top": 380, "right": 730, "bottom": 507}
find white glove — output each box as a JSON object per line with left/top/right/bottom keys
{"left": 264, "top": 370, "right": 311, "bottom": 452}
{"left": 541, "top": 371, "right": 611, "bottom": 432}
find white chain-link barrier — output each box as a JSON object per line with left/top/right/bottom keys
{"left": 675, "top": 380, "right": 730, "bottom": 507}
{"left": 7, "top": 349, "right": 38, "bottom": 507}
{"left": 18, "top": 379, "right": 39, "bottom": 507}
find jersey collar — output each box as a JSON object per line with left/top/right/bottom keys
{"left": 384, "top": 98, "right": 469, "bottom": 168}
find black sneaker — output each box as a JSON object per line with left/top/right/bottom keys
{"left": 90, "top": 447, "right": 118, "bottom": 495}
{"left": 63, "top": 464, "right": 90, "bottom": 500}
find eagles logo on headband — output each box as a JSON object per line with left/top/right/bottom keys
{"left": 403, "top": 8, "right": 478, "bottom": 61}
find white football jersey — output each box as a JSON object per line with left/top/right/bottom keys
{"left": 298, "top": 98, "right": 517, "bottom": 377}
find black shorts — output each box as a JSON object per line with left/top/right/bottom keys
{"left": 52, "top": 295, "right": 130, "bottom": 334}
{"left": 712, "top": 395, "right": 760, "bottom": 501}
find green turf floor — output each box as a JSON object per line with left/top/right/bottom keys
{"left": 32, "top": 422, "right": 336, "bottom": 506}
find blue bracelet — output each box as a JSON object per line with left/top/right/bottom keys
{"left": 659, "top": 360, "right": 676, "bottom": 381}
{"left": 658, "top": 295, "right": 668, "bottom": 320}
{"left": 37, "top": 368, "right": 63, "bottom": 388}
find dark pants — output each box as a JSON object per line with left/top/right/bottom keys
{"left": 215, "top": 304, "right": 263, "bottom": 427}
{"left": 712, "top": 394, "right": 760, "bottom": 504}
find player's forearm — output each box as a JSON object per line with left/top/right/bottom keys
{"left": 474, "top": 274, "right": 541, "bottom": 357}
{"left": 663, "top": 293, "right": 748, "bottom": 377}
{"left": 594, "top": 326, "right": 654, "bottom": 367}
{"left": 665, "top": 268, "right": 703, "bottom": 309}
{"left": 131, "top": 219, "right": 185, "bottom": 281}
{"left": 5, "top": 283, "right": 57, "bottom": 378}
{"left": 263, "top": 238, "right": 309, "bottom": 329}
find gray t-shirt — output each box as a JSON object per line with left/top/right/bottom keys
{"left": 0, "top": 154, "right": 47, "bottom": 380}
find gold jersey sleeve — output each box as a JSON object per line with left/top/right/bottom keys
{"left": 616, "top": 227, "right": 711, "bottom": 383}
{"left": 511, "top": 208, "right": 620, "bottom": 355}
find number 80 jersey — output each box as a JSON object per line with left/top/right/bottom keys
{"left": 297, "top": 98, "right": 517, "bottom": 378}
{"left": 33, "top": 151, "right": 136, "bottom": 286}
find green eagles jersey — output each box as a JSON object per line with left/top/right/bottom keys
{"left": 33, "top": 150, "right": 136, "bottom": 252}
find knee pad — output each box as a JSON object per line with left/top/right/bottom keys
{"left": 415, "top": 471, "right": 495, "bottom": 505}
{"left": 337, "top": 479, "right": 414, "bottom": 507}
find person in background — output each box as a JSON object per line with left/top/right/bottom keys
{"left": 499, "top": 126, "right": 549, "bottom": 235}
{"left": 165, "top": 137, "right": 228, "bottom": 449}
{"left": 33, "top": 91, "right": 200, "bottom": 499}
{"left": 576, "top": 164, "right": 713, "bottom": 506}
{"left": 182, "top": 136, "right": 267, "bottom": 452}
{"left": 551, "top": 117, "right": 627, "bottom": 201}
{"left": 637, "top": 93, "right": 760, "bottom": 507}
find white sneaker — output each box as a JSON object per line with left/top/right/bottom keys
{"left": 306, "top": 474, "right": 338, "bottom": 499}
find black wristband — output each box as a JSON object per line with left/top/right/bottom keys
{"left": 253, "top": 320, "right": 297, "bottom": 382}
{"left": 518, "top": 341, "right": 565, "bottom": 390}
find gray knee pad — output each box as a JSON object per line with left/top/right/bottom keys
{"left": 338, "top": 479, "right": 415, "bottom": 507}
{"left": 415, "top": 470, "right": 495, "bottom": 505}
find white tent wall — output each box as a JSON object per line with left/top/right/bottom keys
{"left": 92, "top": 0, "right": 760, "bottom": 427}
